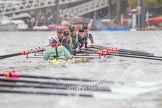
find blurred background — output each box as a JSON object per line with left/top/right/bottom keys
{"left": 0, "top": 0, "right": 162, "bottom": 31}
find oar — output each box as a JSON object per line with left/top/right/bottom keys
{"left": 0, "top": 89, "right": 93, "bottom": 97}
{"left": 106, "top": 53, "right": 162, "bottom": 61}
{"left": 0, "top": 78, "right": 113, "bottom": 94}
{"left": 0, "top": 72, "right": 122, "bottom": 84}
{"left": 74, "top": 53, "right": 99, "bottom": 58}
{"left": 72, "top": 55, "right": 99, "bottom": 58}
{"left": 91, "top": 46, "right": 154, "bottom": 57}
{"left": 0, "top": 72, "right": 94, "bottom": 82}
{"left": 0, "top": 78, "right": 116, "bottom": 88}
{"left": 0, "top": 89, "right": 116, "bottom": 99}
{"left": 25, "top": 55, "right": 98, "bottom": 59}
{"left": 76, "top": 51, "right": 162, "bottom": 61}
{"left": 91, "top": 45, "right": 154, "bottom": 56}
{"left": 0, "top": 83, "right": 110, "bottom": 92}
{"left": 25, "top": 53, "right": 99, "bottom": 59}
{"left": 96, "top": 49, "right": 162, "bottom": 61}
{"left": 87, "top": 49, "right": 153, "bottom": 57}
{"left": 0, "top": 46, "right": 45, "bottom": 60}
{"left": 0, "top": 52, "right": 24, "bottom": 59}
{"left": 71, "top": 48, "right": 98, "bottom": 54}
{"left": 0, "top": 78, "right": 64, "bottom": 86}
{"left": 76, "top": 48, "right": 162, "bottom": 61}
{"left": 85, "top": 49, "right": 157, "bottom": 59}
{"left": 105, "top": 50, "right": 161, "bottom": 58}
{"left": 117, "top": 49, "right": 154, "bottom": 56}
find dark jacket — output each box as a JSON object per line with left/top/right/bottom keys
{"left": 62, "top": 37, "right": 73, "bottom": 54}
{"left": 78, "top": 33, "right": 94, "bottom": 48}
{"left": 71, "top": 34, "right": 82, "bottom": 48}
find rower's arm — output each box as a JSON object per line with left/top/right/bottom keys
{"left": 89, "top": 34, "right": 94, "bottom": 43}
{"left": 72, "top": 38, "right": 78, "bottom": 48}
{"left": 78, "top": 36, "right": 84, "bottom": 48}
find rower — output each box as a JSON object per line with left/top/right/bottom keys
{"left": 69, "top": 25, "right": 82, "bottom": 49}
{"left": 83, "top": 24, "right": 94, "bottom": 45}
{"left": 62, "top": 30, "right": 74, "bottom": 54}
{"left": 78, "top": 28, "right": 86, "bottom": 48}
{"left": 43, "top": 36, "right": 72, "bottom": 60}
{"left": 56, "top": 28, "right": 64, "bottom": 44}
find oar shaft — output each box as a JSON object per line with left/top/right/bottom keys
{"left": 73, "top": 56, "right": 99, "bottom": 58}
{"left": 0, "top": 90, "right": 93, "bottom": 97}
{"left": 0, "top": 47, "right": 45, "bottom": 60}
{"left": 109, "top": 51, "right": 159, "bottom": 58}
{"left": 22, "top": 75, "right": 94, "bottom": 82}
{"left": 0, "top": 83, "right": 65, "bottom": 90}
{"left": 85, "top": 50, "right": 160, "bottom": 59}
{"left": 107, "top": 53, "right": 162, "bottom": 61}
{"left": 0, "top": 71, "right": 124, "bottom": 85}
{"left": 91, "top": 45, "right": 154, "bottom": 56}
{"left": 0, "top": 78, "right": 112, "bottom": 90}
{"left": 0, "top": 78, "right": 62, "bottom": 85}
{"left": 119, "top": 49, "right": 154, "bottom": 56}
{"left": 0, "top": 83, "right": 111, "bottom": 92}
{"left": 0, "top": 72, "right": 123, "bottom": 84}
{"left": 0, "top": 53, "right": 22, "bottom": 59}
{"left": 86, "top": 49, "right": 153, "bottom": 57}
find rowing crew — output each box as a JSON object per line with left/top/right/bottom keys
{"left": 44, "top": 25, "right": 94, "bottom": 60}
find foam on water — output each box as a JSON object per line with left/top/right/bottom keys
{"left": 136, "top": 80, "right": 162, "bottom": 87}
{"left": 94, "top": 92, "right": 133, "bottom": 99}
{"left": 111, "top": 86, "right": 161, "bottom": 96}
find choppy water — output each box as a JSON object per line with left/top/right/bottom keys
{"left": 0, "top": 31, "right": 162, "bottom": 108}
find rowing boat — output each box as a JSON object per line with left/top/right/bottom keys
{"left": 49, "top": 59, "right": 66, "bottom": 65}
{"left": 68, "top": 58, "right": 92, "bottom": 64}
{"left": 1, "top": 45, "right": 161, "bottom": 62}
{"left": 49, "top": 58, "right": 92, "bottom": 65}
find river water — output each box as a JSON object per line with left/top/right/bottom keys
{"left": 0, "top": 31, "right": 162, "bottom": 108}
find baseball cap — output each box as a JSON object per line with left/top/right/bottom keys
{"left": 83, "top": 24, "right": 88, "bottom": 29}
{"left": 69, "top": 25, "right": 76, "bottom": 31}
{"left": 57, "top": 28, "right": 63, "bottom": 33}
{"left": 79, "top": 28, "right": 84, "bottom": 32}
{"left": 63, "top": 30, "right": 70, "bottom": 36}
